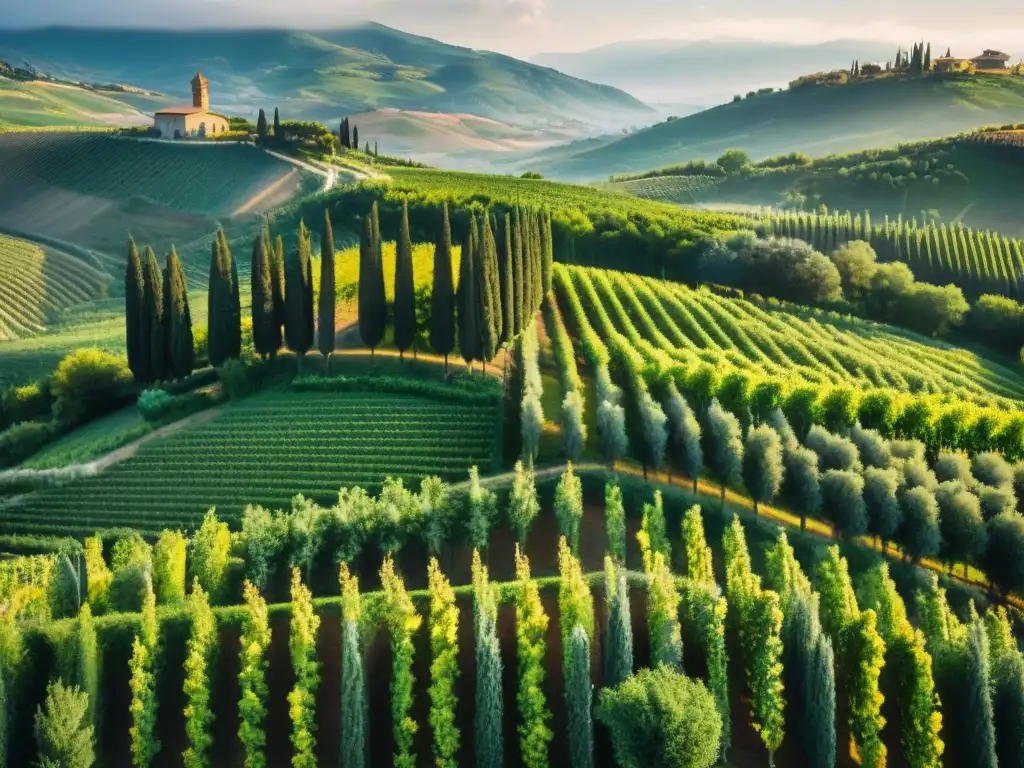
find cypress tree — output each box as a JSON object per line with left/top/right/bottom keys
{"left": 924, "top": 43, "right": 932, "bottom": 71}
{"left": 370, "top": 201, "right": 381, "bottom": 257}
{"left": 993, "top": 651, "right": 1024, "bottom": 768}
{"left": 256, "top": 109, "right": 267, "bottom": 139}
{"left": 430, "top": 203, "right": 455, "bottom": 373}
{"left": 273, "top": 108, "right": 281, "bottom": 141}
{"left": 164, "top": 247, "right": 194, "bottom": 380}
{"left": 567, "top": 625, "right": 593, "bottom": 768}
{"left": 265, "top": 232, "right": 284, "bottom": 339}
{"left": 353, "top": 125, "right": 359, "bottom": 151}
{"left": 531, "top": 210, "right": 543, "bottom": 312}
{"left": 487, "top": 213, "right": 502, "bottom": 345}
{"left": 473, "top": 553, "right": 503, "bottom": 768}
{"left": 358, "top": 215, "right": 386, "bottom": 357}
{"left": 603, "top": 559, "right": 633, "bottom": 688}
{"left": 125, "top": 237, "right": 145, "bottom": 380}
{"left": 807, "top": 627, "right": 838, "bottom": 768}
{"left": 513, "top": 207, "right": 524, "bottom": 335}
{"left": 225, "top": 230, "right": 242, "bottom": 360}
{"left": 318, "top": 208, "right": 336, "bottom": 366}
{"left": 458, "top": 218, "right": 479, "bottom": 365}
{"left": 966, "top": 620, "right": 998, "bottom": 768}
{"left": 394, "top": 201, "right": 416, "bottom": 359}
{"left": 541, "top": 210, "right": 554, "bottom": 296}
{"left": 341, "top": 619, "right": 366, "bottom": 768}
{"left": 500, "top": 213, "right": 515, "bottom": 345}
{"left": 250, "top": 229, "right": 275, "bottom": 359}
{"left": 285, "top": 221, "right": 314, "bottom": 362}
{"left": 521, "top": 209, "right": 534, "bottom": 323}
{"left": 478, "top": 213, "right": 499, "bottom": 365}
{"left": 141, "top": 247, "right": 165, "bottom": 383}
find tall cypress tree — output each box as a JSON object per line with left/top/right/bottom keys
{"left": 531, "top": 210, "right": 543, "bottom": 312}
{"left": 273, "top": 108, "right": 281, "bottom": 142}
{"left": 370, "top": 201, "right": 381, "bottom": 253}
{"left": 924, "top": 43, "right": 931, "bottom": 71}
{"left": 318, "top": 208, "right": 337, "bottom": 366}
{"left": 430, "top": 203, "right": 455, "bottom": 373}
{"left": 500, "top": 213, "right": 514, "bottom": 345}
{"left": 478, "top": 213, "right": 499, "bottom": 365}
{"left": 141, "top": 247, "right": 165, "bottom": 383}
{"left": 271, "top": 233, "right": 286, "bottom": 338}
{"left": 358, "top": 215, "right": 386, "bottom": 357}
{"left": 250, "top": 229, "right": 275, "bottom": 359}
{"left": 285, "top": 221, "right": 314, "bottom": 363}
{"left": 394, "top": 201, "right": 416, "bottom": 359}
{"left": 341, "top": 619, "right": 366, "bottom": 768}
{"left": 966, "top": 620, "right": 998, "bottom": 768}
{"left": 163, "top": 247, "right": 194, "bottom": 380}
{"left": 226, "top": 229, "right": 242, "bottom": 360}
{"left": 512, "top": 207, "right": 525, "bottom": 335}
{"left": 521, "top": 208, "right": 534, "bottom": 325}
{"left": 125, "top": 237, "right": 145, "bottom": 381}
{"left": 603, "top": 562, "right": 633, "bottom": 688}
{"left": 458, "top": 218, "right": 479, "bottom": 366}
{"left": 541, "top": 210, "right": 554, "bottom": 296}
{"left": 353, "top": 125, "right": 359, "bottom": 152}
{"left": 256, "top": 109, "right": 267, "bottom": 139}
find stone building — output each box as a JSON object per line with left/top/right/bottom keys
{"left": 153, "top": 73, "right": 229, "bottom": 139}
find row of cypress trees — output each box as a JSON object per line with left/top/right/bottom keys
{"left": 125, "top": 238, "right": 195, "bottom": 384}
{"left": 357, "top": 200, "right": 554, "bottom": 372}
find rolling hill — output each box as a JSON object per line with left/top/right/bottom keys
{"left": 542, "top": 73, "right": 1024, "bottom": 180}
{"left": 0, "top": 24, "right": 652, "bottom": 131}
{"left": 0, "top": 78, "right": 158, "bottom": 130}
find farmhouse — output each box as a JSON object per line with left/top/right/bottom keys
{"left": 971, "top": 50, "right": 1011, "bottom": 70}
{"left": 932, "top": 56, "right": 966, "bottom": 73}
{"left": 153, "top": 73, "right": 229, "bottom": 139}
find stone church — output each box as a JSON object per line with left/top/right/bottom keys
{"left": 153, "top": 73, "right": 229, "bottom": 139}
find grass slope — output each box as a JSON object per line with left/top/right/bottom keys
{"left": 0, "top": 233, "right": 107, "bottom": 339}
{"left": 0, "top": 78, "right": 156, "bottom": 130}
{"left": 0, "top": 24, "right": 651, "bottom": 129}
{"left": 0, "top": 389, "right": 499, "bottom": 537}
{"left": 546, "top": 74, "right": 1024, "bottom": 180}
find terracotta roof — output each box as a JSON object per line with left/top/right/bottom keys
{"left": 155, "top": 105, "right": 203, "bottom": 115}
{"left": 191, "top": 71, "right": 208, "bottom": 85}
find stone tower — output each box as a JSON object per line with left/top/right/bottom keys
{"left": 191, "top": 72, "right": 209, "bottom": 111}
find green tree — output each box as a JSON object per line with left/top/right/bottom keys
{"left": 394, "top": 201, "right": 417, "bottom": 359}
{"left": 271, "top": 233, "right": 286, "bottom": 340}
{"left": 554, "top": 462, "right": 584, "bottom": 553}
{"left": 743, "top": 424, "right": 783, "bottom": 515}
{"left": 605, "top": 482, "right": 626, "bottom": 562}
{"left": 514, "top": 548, "right": 553, "bottom": 768}
{"left": 288, "top": 568, "right": 320, "bottom": 768}
{"left": 664, "top": 383, "right": 703, "bottom": 493}
{"left": 477, "top": 213, "right": 500, "bottom": 365}
{"left": 638, "top": 490, "right": 669, "bottom": 572}
{"left": 34, "top": 680, "right": 94, "bottom": 768}
{"left": 901, "top": 487, "right": 942, "bottom": 562}
{"left": 125, "top": 237, "right": 145, "bottom": 380}
{"left": 183, "top": 580, "right": 217, "bottom": 768}
{"left": 567, "top": 626, "right": 593, "bottom": 768}
{"left": 508, "top": 460, "right": 540, "bottom": 545}
{"left": 247, "top": 226, "right": 274, "bottom": 359}
{"left": 458, "top": 218, "right": 479, "bottom": 365}
{"left": 513, "top": 207, "right": 525, "bottom": 335}
{"left": 682, "top": 506, "right": 715, "bottom": 584}
{"left": 717, "top": 149, "right": 750, "bottom": 173}
{"left": 844, "top": 610, "right": 887, "bottom": 768}
{"left": 985, "top": 512, "right": 1024, "bottom": 594}
{"left": 256, "top": 109, "right": 267, "bottom": 138}
{"left": 966, "top": 619, "right": 997, "bottom": 768}
{"left": 285, "top": 221, "right": 314, "bottom": 361}
{"left": 541, "top": 210, "right": 554, "bottom": 295}
{"left": 129, "top": 573, "right": 159, "bottom": 767}
{"left": 603, "top": 557, "right": 633, "bottom": 689}
{"left": 75, "top": 604, "right": 100, "bottom": 735}
{"left": 141, "top": 247, "right": 165, "bottom": 383}
{"left": 427, "top": 559, "right": 460, "bottom": 768}
{"left": 500, "top": 213, "right": 515, "bottom": 345}
{"left": 820, "top": 469, "right": 867, "bottom": 537}
{"left": 706, "top": 398, "right": 743, "bottom": 506}
{"left": 863, "top": 467, "right": 901, "bottom": 548}
{"left": 238, "top": 582, "right": 270, "bottom": 768}
{"left": 806, "top": 626, "right": 837, "bottom": 768}
{"left": 339, "top": 565, "right": 366, "bottom": 768}
{"left": 747, "top": 590, "right": 787, "bottom": 766}
{"left": 595, "top": 666, "right": 721, "bottom": 768}
{"left": 430, "top": 204, "right": 456, "bottom": 373}
{"left": 466, "top": 465, "right": 498, "bottom": 553}
{"left": 472, "top": 551, "right": 504, "bottom": 768}
{"left": 647, "top": 553, "right": 683, "bottom": 669}
{"left": 153, "top": 530, "right": 187, "bottom": 604}
{"left": 190, "top": 510, "right": 230, "bottom": 602}
{"left": 207, "top": 229, "right": 241, "bottom": 366}
{"left": 164, "top": 247, "right": 194, "bottom": 379}
{"left": 381, "top": 556, "right": 422, "bottom": 768}
{"left": 358, "top": 214, "right": 386, "bottom": 358}
{"left": 992, "top": 650, "right": 1024, "bottom": 768}
{"left": 318, "top": 208, "right": 336, "bottom": 365}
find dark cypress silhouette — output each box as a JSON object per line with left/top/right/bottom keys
{"left": 164, "top": 247, "right": 194, "bottom": 379}
{"left": 251, "top": 229, "right": 276, "bottom": 359}
{"left": 459, "top": 218, "right": 479, "bottom": 365}
{"left": 500, "top": 213, "right": 514, "bottom": 345}
{"left": 531, "top": 210, "right": 543, "bottom": 311}
{"left": 358, "top": 215, "right": 386, "bottom": 358}
{"left": 208, "top": 229, "right": 240, "bottom": 366}
{"left": 125, "top": 237, "right": 145, "bottom": 380}
{"left": 370, "top": 201, "right": 381, "bottom": 250}
{"left": 430, "top": 203, "right": 456, "bottom": 374}
{"left": 271, "top": 233, "right": 286, "bottom": 338}
{"left": 227, "top": 230, "right": 242, "bottom": 358}
{"left": 285, "top": 221, "right": 315, "bottom": 363}
{"left": 487, "top": 213, "right": 502, "bottom": 345}
{"left": 513, "top": 208, "right": 524, "bottom": 335}
{"left": 353, "top": 125, "right": 359, "bottom": 151}
{"left": 478, "top": 214, "right": 499, "bottom": 365}
{"left": 924, "top": 43, "right": 932, "bottom": 71}
{"left": 256, "top": 109, "right": 268, "bottom": 139}
{"left": 273, "top": 107, "right": 281, "bottom": 142}
{"left": 318, "top": 208, "right": 337, "bottom": 366}
{"left": 394, "top": 201, "right": 416, "bottom": 359}
{"left": 141, "top": 247, "right": 165, "bottom": 382}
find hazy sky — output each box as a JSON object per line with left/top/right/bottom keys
{"left": 4, "top": 0, "right": 1023, "bottom": 57}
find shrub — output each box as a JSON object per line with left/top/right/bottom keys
{"left": 50, "top": 348, "right": 132, "bottom": 424}
{"left": 0, "top": 420, "right": 60, "bottom": 467}
{"left": 34, "top": 680, "right": 94, "bottom": 768}
{"left": 137, "top": 389, "right": 176, "bottom": 422}
{"left": 109, "top": 564, "right": 149, "bottom": 613}
{"left": 595, "top": 666, "right": 721, "bottom": 768}
{"left": 508, "top": 461, "right": 540, "bottom": 545}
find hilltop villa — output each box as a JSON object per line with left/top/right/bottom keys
{"left": 933, "top": 49, "right": 1012, "bottom": 73}
{"left": 153, "top": 73, "right": 228, "bottom": 139}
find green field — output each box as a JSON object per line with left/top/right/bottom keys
{"left": 601, "top": 173, "right": 723, "bottom": 203}
{"left": 556, "top": 263, "right": 1024, "bottom": 419}
{"left": 0, "top": 389, "right": 498, "bottom": 537}
{"left": 0, "top": 79, "right": 154, "bottom": 130}
{"left": 544, "top": 74, "right": 1024, "bottom": 180}
{"left": 0, "top": 233, "right": 108, "bottom": 339}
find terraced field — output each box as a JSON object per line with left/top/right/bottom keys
{"left": 557, "top": 264, "right": 1024, "bottom": 410}
{"left": 0, "top": 233, "right": 108, "bottom": 339}
{"left": 602, "top": 174, "right": 722, "bottom": 203}
{"left": 1, "top": 390, "right": 499, "bottom": 537}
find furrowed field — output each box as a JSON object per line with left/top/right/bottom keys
{"left": 2, "top": 389, "right": 500, "bottom": 538}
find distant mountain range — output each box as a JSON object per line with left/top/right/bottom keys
{"left": 0, "top": 24, "right": 652, "bottom": 131}
{"left": 533, "top": 38, "right": 902, "bottom": 107}
{"left": 539, "top": 73, "right": 1024, "bottom": 180}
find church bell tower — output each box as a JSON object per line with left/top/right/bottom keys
{"left": 191, "top": 72, "right": 209, "bottom": 111}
